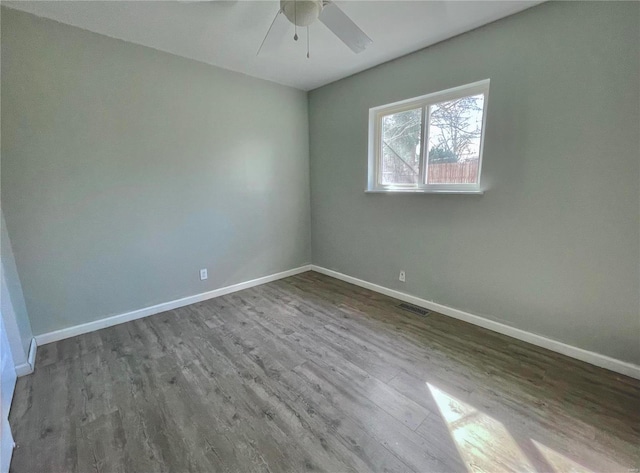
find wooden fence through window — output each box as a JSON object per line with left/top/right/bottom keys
{"left": 427, "top": 161, "right": 479, "bottom": 184}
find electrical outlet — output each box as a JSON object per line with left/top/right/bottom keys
{"left": 200, "top": 269, "right": 208, "bottom": 281}
{"left": 399, "top": 270, "right": 406, "bottom": 282}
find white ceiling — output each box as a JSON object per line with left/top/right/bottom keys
{"left": 3, "top": 0, "right": 543, "bottom": 90}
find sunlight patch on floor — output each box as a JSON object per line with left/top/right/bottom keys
{"left": 426, "top": 382, "right": 604, "bottom": 473}
{"left": 532, "top": 440, "right": 592, "bottom": 473}
{"left": 427, "top": 382, "right": 536, "bottom": 472}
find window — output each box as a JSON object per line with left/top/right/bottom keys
{"left": 367, "top": 80, "right": 489, "bottom": 193}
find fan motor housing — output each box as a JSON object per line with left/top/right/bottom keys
{"left": 281, "top": 0, "right": 324, "bottom": 27}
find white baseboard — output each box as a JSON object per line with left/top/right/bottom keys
{"left": 35, "top": 265, "right": 312, "bottom": 346}
{"left": 31, "top": 263, "right": 640, "bottom": 380}
{"left": 15, "top": 363, "right": 31, "bottom": 377}
{"left": 15, "top": 337, "right": 37, "bottom": 377}
{"left": 310, "top": 265, "right": 640, "bottom": 380}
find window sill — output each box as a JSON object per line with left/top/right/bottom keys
{"left": 365, "top": 188, "right": 484, "bottom": 195}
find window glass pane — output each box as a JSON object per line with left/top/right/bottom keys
{"left": 380, "top": 108, "right": 422, "bottom": 185}
{"left": 427, "top": 94, "right": 484, "bottom": 184}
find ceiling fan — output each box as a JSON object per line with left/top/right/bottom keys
{"left": 257, "top": 0, "right": 372, "bottom": 58}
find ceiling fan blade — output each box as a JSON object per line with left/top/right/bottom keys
{"left": 319, "top": 1, "right": 372, "bottom": 54}
{"left": 256, "top": 9, "right": 293, "bottom": 56}
{"left": 256, "top": 8, "right": 285, "bottom": 56}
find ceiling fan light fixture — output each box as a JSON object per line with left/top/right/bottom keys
{"left": 281, "top": 0, "right": 323, "bottom": 27}
{"left": 258, "top": 0, "right": 372, "bottom": 57}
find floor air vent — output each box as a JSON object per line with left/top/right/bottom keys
{"left": 398, "top": 303, "right": 430, "bottom": 317}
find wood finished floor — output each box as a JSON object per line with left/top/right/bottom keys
{"left": 9, "top": 272, "right": 640, "bottom": 472}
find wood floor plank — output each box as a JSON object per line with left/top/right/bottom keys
{"left": 191, "top": 329, "right": 412, "bottom": 473}
{"left": 293, "top": 360, "right": 464, "bottom": 472}
{"left": 9, "top": 271, "right": 640, "bottom": 472}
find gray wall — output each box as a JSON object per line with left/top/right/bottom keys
{"left": 309, "top": 2, "right": 640, "bottom": 364}
{"left": 2, "top": 8, "right": 311, "bottom": 336}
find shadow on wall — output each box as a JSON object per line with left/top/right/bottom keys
{"left": 0, "top": 211, "right": 34, "bottom": 368}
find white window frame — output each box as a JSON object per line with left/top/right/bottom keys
{"left": 367, "top": 79, "right": 490, "bottom": 194}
